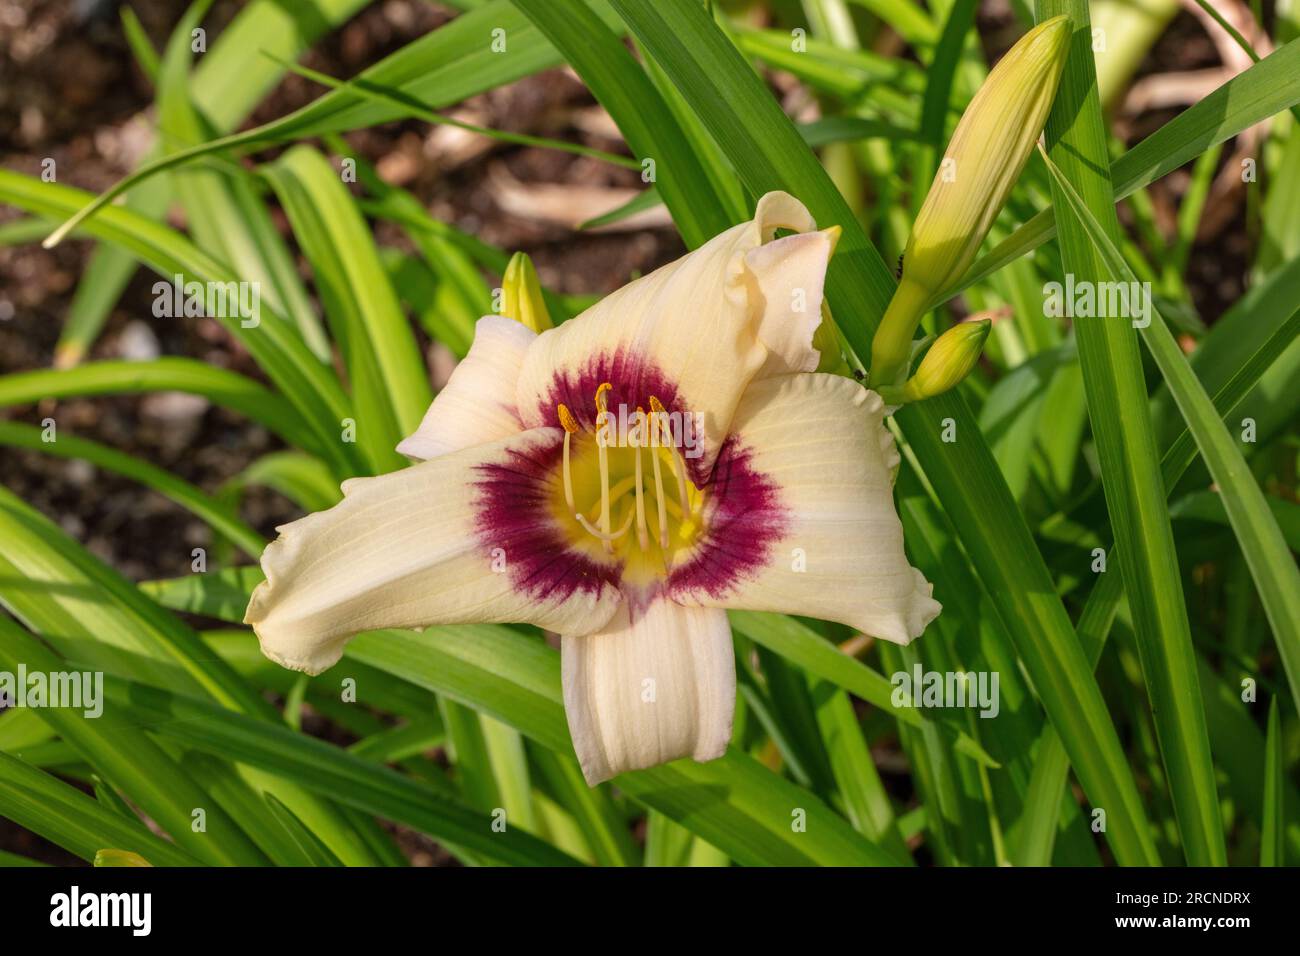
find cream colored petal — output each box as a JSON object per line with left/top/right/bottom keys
{"left": 743, "top": 228, "right": 838, "bottom": 377}
{"left": 514, "top": 191, "right": 826, "bottom": 483}
{"left": 246, "top": 428, "right": 622, "bottom": 675}
{"left": 397, "top": 315, "right": 535, "bottom": 461}
{"left": 562, "top": 599, "right": 735, "bottom": 786}
{"left": 678, "top": 373, "right": 941, "bottom": 644}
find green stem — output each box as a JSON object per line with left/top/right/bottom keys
{"left": 868, "top": 277, "right": 930, "bottom": 386}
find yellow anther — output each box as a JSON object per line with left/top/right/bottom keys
{"left": 595, "top": 382, "right": 612, "bottom": 414}
{"left": 648, "top": 395, "right": 666, "bottom": 416}
{"left": 557, "top": 403, "right": 578, "bottom": 434}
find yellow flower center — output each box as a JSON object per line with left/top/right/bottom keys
{"left": 553, "top": 385, "right": 707, "bottom": 584}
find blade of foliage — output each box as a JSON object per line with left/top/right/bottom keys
{"left": 0, "top": 617, "right": 269, "bottom": 866}
{"left": 272, "top": 54, "right": 639, "bottom": 170}
{"left": 54, "top": 0, "right": 367, "bottom": 366}
{"left": 0, "top": 751, "right": 202, "bottom": 867}
{"left": 0, "top": 486, "right": 387, "bottom": 865}
{"left": 0, "top": 359, "right": 312, "bottom": 447}
{"left": 261, "top": 145, "right": 431, "bottom": 470}
{"left": 812, "top": 682, "right": 913, "bottom": 862}
{"left": 729, "top": 610, "right": 996, "bottom": 767}
{"left": 1035, "top": 2, "right": 1223, "bottom": 866}
{"left": 138, "top": 567, "right": 270, "bottom": 625}
{"left": 1043, "top": 143, "right": 1300, "bottom": 726}
{"left": 0, "top": 421, "right": 264, "bottom": 559}
{"left": 1262, "top": 698, "right": 1285, "bottom": 865}
{"left": 42, "top": 0, "right": 591, "bottom": 246}
{"left": 104, "top": 676, "right": 581, "bottom": 867}
{"left": 157, "top": 3, "right": 332, "bottom": 360}
{"left": 221, "top": 451, "right": 342, "bottom": 514}
{"left": 512, "top": 0, "right": 734, "bottom": 249}
{"left": 528, "top": 744, "right": 639, "bottom": 866}
{"left": 1014, "top": 296, "right": 1300, "bottom": 864}
{"left": 0, "top": 170, "right": 361, "bottom": 477}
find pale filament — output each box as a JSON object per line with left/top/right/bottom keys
{"left": 595, "top": 383, "right": 613, "bottom": 552}
{"left": 648, "top": 409, "right": 669, "bottom": 549}
{"left": 650, "top": 395, "right": 692, "bottom": 518}
{"left": 633, "top": 408, "right": 649, "bottom": 551}
{"left": 575, "top": 509, "right": 635, "bottom": 542}
{"left": 557, "top": 403, "right": 578, "bottom": 513}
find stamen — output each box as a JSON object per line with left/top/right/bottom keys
{"left": 575, "top": 509, "right": 634, "bottom": 542}
{"left": 633, "top": 407, "right": 649, "bottom": 551}
{"left": 650, "top": 395, "right": 692, "bottom": 518}
{"left": 647, "top": 403, "right": 669, "bottom": 549}
{"left": 557, "top": 403, "right": 578, "bottom": 512}
{"left": 595, "top": 382, "right": 613, "bottom": 552}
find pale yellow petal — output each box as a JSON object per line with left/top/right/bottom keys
{"left": 397, "top": 315, "right": 535, "bottom": 461}
{"left": 562, "top": 600, "right": 735, "bottom": 785}
{"left": 743, "top": 227, "right": 838, "bottom": 376}
{"left": 678, "top": 373, "right": 941, "bottom": 644}
{"left": 247, "top": 428, "right": 622, "bottom": 675}
{"left": 514, "top": 191, "right": 827, "bottom": 483}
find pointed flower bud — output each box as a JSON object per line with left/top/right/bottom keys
{"left": 501, "top": 251, "right": 553, "bottom": 333}
{"left": 870, "top": 15, "right": 1071, "bottom": 387}
{"left": 879, "top": 319, "right": 990, "bottom": 404}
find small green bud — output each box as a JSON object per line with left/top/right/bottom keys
{"left": 878, "top": 319, "right": 990, "bottom": 404}
{"left": 94, "top": 849, "right": 153, "bottom": 867}
{"left": 870, "top": 15, "right": 1071, "bottom": 387}
{"left": 812, "top": 301, "right": 853, "bottom": 375}
{"left": 501, "top": 251, "right": 553, "bottom": 333}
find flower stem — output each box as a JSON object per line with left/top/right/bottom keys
{"left": 868, "top": 278, "right": 931, "bottom": 388}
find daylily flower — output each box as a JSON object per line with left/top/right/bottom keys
{"left": 245, "top": 192, "right": 941, "bottom": 785}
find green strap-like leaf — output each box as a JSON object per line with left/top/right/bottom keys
{"left": 0, "top": 358, "right": 312, "bottom": 446}
{"left": 1035, "top": 1, "right": 1224, "bottom": 866}
{"left": 0, "top": 752, "right": 202, "bottom": 867}
{"left": 261, "top": 145, "right": 431, "bottom": 471}
{"left": 0, "top": 170, "right": 362, "bottom": 477}
{"left": 0, "top": 617, "right": 269, "bottom": 866}
{"left": 1042, "top": 143, "right": 1300, "bottom": 730}
{"left": 0, "top": 421, "right": 265, "bottom": 559}
{"left": 103, "top": 676, "right": 581, "bottom": 867}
